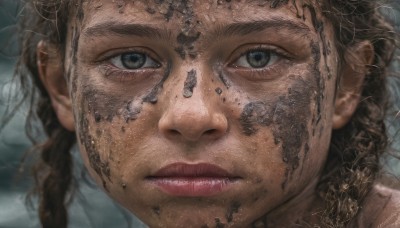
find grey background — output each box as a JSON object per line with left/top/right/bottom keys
{"left": 1, "top": 1, "right": 399, "bottom": 228}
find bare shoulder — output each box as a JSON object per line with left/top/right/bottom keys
{"left": 368, "top": 184, "right": 400, "bottom": 228}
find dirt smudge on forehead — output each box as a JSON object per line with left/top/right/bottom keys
{"left": 144, "top": 0, "right": 200, "bottom": 59}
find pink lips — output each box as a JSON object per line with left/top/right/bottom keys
{"left": 147, "top": 163, "right": 239, "bottom": 197}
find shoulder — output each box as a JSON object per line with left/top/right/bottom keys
{"left": 367, "top": 184, "right": 400, "bottom": 228}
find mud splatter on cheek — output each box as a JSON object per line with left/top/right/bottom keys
{"left": 182, "top": 69, "right": 197, "bottom": 98}
{"left": 82, "top": 86, "right": 142, "bottom": 123}
{"left": 77, "top": 115, "right": 112, "bottom": 191}
{"left": 239, "top": 78, "right": 313, "bottom": 189}
{"left": 215, "top": 87, "right": 223, "bottom": 95}
{"left": 239, "top": 101, "right": 274, "bottom": 136}
{"left": 143, "top": 62, "right": 172, "bottom": 104}
{"left": 76, "top": 82, "right": 145, "bottom": 190}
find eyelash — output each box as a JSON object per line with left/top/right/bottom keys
{"left": 229, "top": 45, "right": 292, "bottom": 80}
{"left": 98, "top": 49, "right": 161, "bottom": 81}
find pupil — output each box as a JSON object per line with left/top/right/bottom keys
{"left": 121, "top": 53, "right": 146, "bottom": 69}
{"left": 246, "top": 51, "right": 270, "bottom": 68}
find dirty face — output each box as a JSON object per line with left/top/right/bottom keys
{"left": 66, "top": 0, "right": 338, "bottom": 227}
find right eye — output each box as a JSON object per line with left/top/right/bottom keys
{"left": 110, "top": 52, "right": 160, "bottom": 70}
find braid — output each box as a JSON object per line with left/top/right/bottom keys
{"left": 13, "top": 1, "right": 77, "bottom": 227}
{"left": 34, "top": 97, "right": 75, "bottom": 228}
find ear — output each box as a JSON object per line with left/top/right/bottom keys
{"left": 332, "top": 41, "right": 374, "bottom": 129}
{"left": 37, "top": 40, "right": 75, "bottom": 132}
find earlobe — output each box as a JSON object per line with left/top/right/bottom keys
{"left": 37, "top": 41, "right": 75, "bottom": 132}
{"left": 332, "top": 41, "right": 374, "bottom": 130}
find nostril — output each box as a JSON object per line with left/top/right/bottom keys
{"left": 204, "top": 129, "right": 217, "bottom": 135}
{"left": 169, "top": 129, "right": 180, "bottom": 136}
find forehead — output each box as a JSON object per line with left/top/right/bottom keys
{"left": 78, "top": 1, "right": 321, "bottom": 36}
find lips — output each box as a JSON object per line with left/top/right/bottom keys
{"left": 147, "top": 163, "right": 240, "bottom": 197}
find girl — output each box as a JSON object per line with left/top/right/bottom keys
{"left": 10, "top": 0, "right": 400, "bottom": 227}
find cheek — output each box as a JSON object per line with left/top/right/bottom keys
{"left": 73, "top": 81, "right": 153, "bottom": 192}
{"left": 239, "top": 78, "right": 313, "bottom": 189}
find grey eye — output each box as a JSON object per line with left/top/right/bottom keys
{"left": 234, "top": 49, "right": 279, "bottom": 69}
{"left": 246, "top": 51, "right": 270, "bottom": 68}
{"left": 110, "top": 52, "right": 160, "bottom": 70}
{"left": 121, "top": 53, "right": 146, "bottom": 69}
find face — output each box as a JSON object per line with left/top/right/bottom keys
{"left": 63, "top": 1, "right": 339, "bottom": 227}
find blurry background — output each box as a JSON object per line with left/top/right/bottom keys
{"left": 0, "top": 0, "right": 400, "bottom": 228}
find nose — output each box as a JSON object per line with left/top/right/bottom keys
{"left": 158, "top": 74, "right": 228, "bottom": 142}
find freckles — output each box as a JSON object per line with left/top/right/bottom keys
{"left": 183, "top": 69, "right": 197, "bottom": 98}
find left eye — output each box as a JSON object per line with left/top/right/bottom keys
{"left": 234, "top": 50, "right": 279, "bottom": 68}
{"left": 110, "top": 52, "right": 160, "bottom": 70}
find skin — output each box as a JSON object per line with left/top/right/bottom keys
{"left": 37, "top": 0, "right": 400, "bottom": 227}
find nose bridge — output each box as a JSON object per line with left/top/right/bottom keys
{"left": 158, "top": 67, "right": 227, "bottom": 142}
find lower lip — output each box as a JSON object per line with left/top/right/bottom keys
{"left": 148, "top": 177, "right": 235, "bottom": 197}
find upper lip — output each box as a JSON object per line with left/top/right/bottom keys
{"left": 148, "top": 163, "right": 238, "bottom": 178}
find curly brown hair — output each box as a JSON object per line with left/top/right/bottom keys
{"left": 6, "top": 0, "right": 399, "bottom": 227}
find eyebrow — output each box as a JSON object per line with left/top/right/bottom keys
{"left": 215, "top": 18, "right": 311, "bottom": 37}
{"left": 83, "top": 21, "right": 170, "bottom": 39}
{"left": 82, "top": 18, "right": 311, "bottom": 40}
